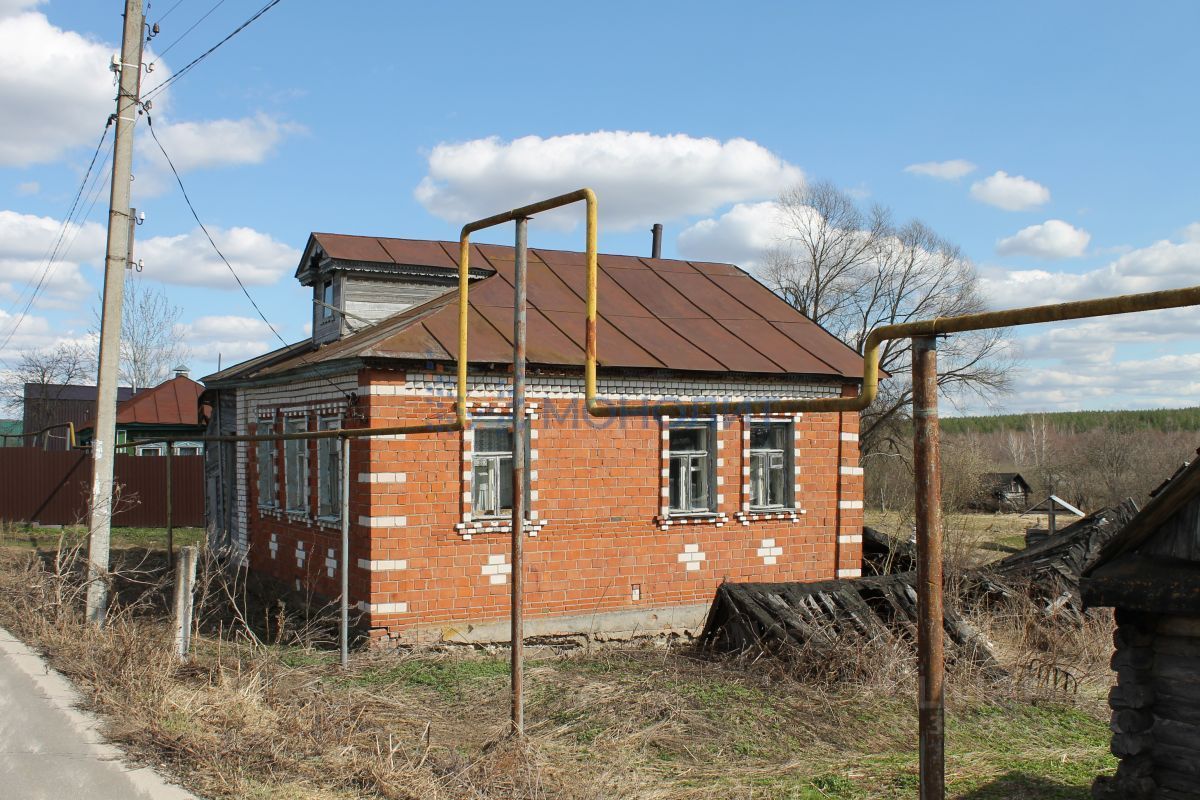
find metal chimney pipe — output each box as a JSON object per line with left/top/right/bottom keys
{"left": 651, "top": 223, "right": 663, "bottom": 259}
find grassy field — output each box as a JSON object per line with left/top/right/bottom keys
{"left": 0, "top": 530, "right": 1115, "bottom": 799}
{"left": 866, "top": 510, "right": 1038, "bottom": 559}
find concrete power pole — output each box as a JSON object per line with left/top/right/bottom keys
{"left": 86, "top": 0, "right": 145, "bottom": 624}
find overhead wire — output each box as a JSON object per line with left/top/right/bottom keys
{"left": 142, "top": 0, "right": 284, "bottom": 104}
{"left": 0, "top": 120, "right": 114, "bottom": 353}
{"left": 143, "top": 111, "right": 354, "bottom": 403}
{"left": 150, "top": 0, "right": 189, "bottom": 26}
{"left": 146, "top": 0, "right": 229, "bottom": 67}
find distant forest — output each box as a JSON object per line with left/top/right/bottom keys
{"left": 941, "top": 407, "right": 1200, "bottom": 436}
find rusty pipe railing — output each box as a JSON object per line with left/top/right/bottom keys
{"left": 585, "top": 283, "right": 1200, "bottom": 417}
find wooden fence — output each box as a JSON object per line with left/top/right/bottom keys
{"left": 0, "top": 449, "right": 205, "bottom": 528}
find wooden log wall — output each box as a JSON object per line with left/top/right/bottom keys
{"left": 1094, "top": 610, "right": 1200, "bottom": 800}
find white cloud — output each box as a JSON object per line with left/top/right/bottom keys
{"left": 0, "top": 10, "right": 116, "bottom": 166}
{"left": 0, "top": 1, "right": 42, "bottom": 17}
{"left": 676, "top": 201, "right": 783, "bottom": 268}
{"left": 0, "top": 309, "right": 93, "bottom": 365}
{"left": 996, "top": 349, "right": 1200, "bottom": 413}
{"left": 180, "top": 314, "right": 274, "bottom": 362}
{"left": 980, "top": 226, "right": 1200, "bottom": 309}
{"left": 136, "top": 226, "right": 298, "bottom": 288}
{"left": 903, "top": 159, "right": 976, "bottom": 180}
{"left": 996, "top": 219, "right": 1090, "bottom": 259}
{"left": 415, "top": 131, "right": 804, "bottom": 231}
{"left": 0, "top": 210, "right": 105, "bottom": 308}
{"left": 15, "top": 181, "right": 38, "bottom": 195}
{"left": 970, "top": 170, "right": 1051, "bottom": 211}
{"left": 139, "top": 113, "right": 302, "bottom": 173}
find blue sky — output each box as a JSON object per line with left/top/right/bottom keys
{"left": 1, "top": 0, "right": 1198, "bottom": 412}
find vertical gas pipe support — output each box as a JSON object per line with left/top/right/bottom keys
{"left": 510, "top": 217, "right": 529, "bottom": 735}
{"left": 912, "top": 335, "right": 945, "bottom": 800}
{"left": 340, "top": 436, "right": 351, "bottom": 669}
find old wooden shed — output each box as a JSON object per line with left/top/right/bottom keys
{"left": 1082, "top": 450, "right": 1200, "bottom": 800}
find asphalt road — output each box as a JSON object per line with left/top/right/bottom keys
{"left": 0, "top": 625, "right": 199, "bottom": 800}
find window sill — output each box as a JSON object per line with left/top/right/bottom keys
{"left": 655, "top": 512, "right": 729, "bottom": 530}
{"left": 735, "top": 508, "right": 805, "bottom": 525}
{"left": 315, "top": 516, "right": 343, "bottom": 530}
{"left": 455, "top": 518, "right": 548, "bottom": 539}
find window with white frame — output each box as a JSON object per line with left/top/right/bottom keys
{"left": 136, "top": 444, "right": 163, "bottom": 456}
{"left": 668, "top": 421, "right": 716, "bottom": 515}
{"left": 173, "top": 442, "right": 202, "bottom": 456}
{"left": 321, "top": 281, "right": 334, "bottom": 318}
{"left": 256, "top": 421, "right": 277, "bottom": 509}
{"left": 317, "top": 416, "right": 342, "bottom": 519}
{"left": 284, "top": 416, "right": 309, "bottom": 513}
{"left": 471, "top": 419, "right": 530, "bottom": 519}
{"left": 749, "top": 420, "right": 793, "bottom": 510}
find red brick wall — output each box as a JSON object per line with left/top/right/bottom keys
{"left": 244, "top": 368, "right": 863, "bottom": 639}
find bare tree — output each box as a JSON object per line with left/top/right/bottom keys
{"left": 1, "top": 342, "right": 95, "bottom": 446}
{"left": 763, "top": 182, "right": 1013, "bottom": 454}
{"left": 94, "top": 279, "right": 190, "bottom": 391}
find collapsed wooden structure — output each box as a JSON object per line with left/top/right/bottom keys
{"left": 698, "top": 573, "right": 1003, "bottom": 675}
{"left": 973, "top": 500, "right": 1140, "bottom": 618}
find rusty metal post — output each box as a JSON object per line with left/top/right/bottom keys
{"left": 912, "top": 335, "right": 945, "bottom": 800}
{"left": 340, "top": 436, "right": 351, "bottom": 669}
{"left": 165, "top": 444, "right": 174, "bottom": 569}
{"left": 510, "top": 216, "right": 528, "bottom": 735}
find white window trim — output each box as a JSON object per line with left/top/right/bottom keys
{"left": 283, "top": 416, "right": 310, "bottom": 515}
{"left": 172, "top": 441, "right": 203, "bottom": 456}
{"left": 316, "top": 416, "right": 342, "bottom": 521}
{"left": 135, "top": 444, "right": 163, "bottom": 456}
{"left": 457, "top": 404, "right": 545, "bottom": 538}
{"left": 255, "top": 420, "right": 279, "bottom": 511}
{"left": 747, "top": 418, "right": 794, "bottom": 512}
{"left": 736, "top": 414, "right": 806, "bottom": 524}
{"left": 665, "top": 418, "right": 718, "bottom": 518}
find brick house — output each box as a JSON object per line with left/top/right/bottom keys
{"left": 203, "top": 234, "right": 867, "bottom": 644}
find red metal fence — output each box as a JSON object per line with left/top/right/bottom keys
{"left": 0, "top": 450, "right": 204, "bottom": 527}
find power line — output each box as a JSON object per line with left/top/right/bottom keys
{"left": 146, "top": 0, "right": 229, "bottom": 66}
{"left": 144, "top": 112, "right": 352, "bottom": 402}
{"left": 142, "top": 0, "right": 284, "bottom": 103}
{"left": 150, "top": 0, "right": 189, "bottom": 26}
{"left": 0, "top": 120, "right": 114, "bottom": 354}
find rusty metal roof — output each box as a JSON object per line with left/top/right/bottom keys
{"left": 78, "top": 376, "right": 208, "bottom": 433}
{"left": 215, "top": 239, "right": 865, "bottom": 382}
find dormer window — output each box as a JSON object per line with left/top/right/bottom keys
{"left": 321, "top": 281, "right": 334, "bottom": 318}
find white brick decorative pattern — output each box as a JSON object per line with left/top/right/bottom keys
{"left": 840, "top": 432, "right": 859, "bottom": 442}
{"left": 677, "top": 543, "right": 706, "bottom": 572}
{"left": 839, "top": 466, "right": 864, "bottom": 476}
{"left": 756, "top": 538, "right": 784, "bottom": 566}
{"left": 482, "top": 553, "right": 513, "bottom": 585}
{"left": 356, "top": 558, "right": 408, "bottom": 571}
{"left": 358, "top": 515, "right": 407, "bottom": 528}
{"left": 838, "top": 534, "right": 864, "bottom": 544}
{"left": 358, "top": 471, "right": 406, "bottom": 483}
{"left": 400, "top": 372, "right": 842, "bottom": 401}
{"left": 357, "top": 601, "right": 408, "bottom": 614}
{"left": 295, "top": 541, "right": 306, "bottom": 569}
{"left": 838, "top": 500, "right": 864, "bottom": 510}
{"left": 268, "top": 533, "right": 278, "bottom": 559}
{"left": 325, "top": 547, "right": 337, "bottom": 577}
{"left": 837, "top": 568, "right": 862, "bottom": 579}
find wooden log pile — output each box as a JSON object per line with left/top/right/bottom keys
{"left": 699, "top": 572, "right": 1004, "bottom": 676}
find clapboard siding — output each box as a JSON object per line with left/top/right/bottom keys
{"left": 343, "top": 277, "right": 451, "bottom": 326}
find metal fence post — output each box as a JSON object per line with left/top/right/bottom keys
{"left": 511, "top": 216, "right": 528, "bottom": 736}
{"left": 166, "top": 444, "right": 174, "bottom": 570}
{"left": 913, "top": 335, "right": 945, "bottom": 800}
{"left": 173, "top": 544, "right": 198, "bottom": 660}
{"left": 340, "top": 436, "right": 350, "bottom": 669}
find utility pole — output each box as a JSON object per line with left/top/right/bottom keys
{"left": 86, "top": 0, "right": 144, "bottom": 624}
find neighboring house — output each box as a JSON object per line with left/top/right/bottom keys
{"left": 77, "top": 368, "right": 208, "bottom": 455}
{"left": 203, "top": 234, "right": 868, "bottom": 645}
{"left": 21, "top": 383, "right": 135, "bottom": 450}
{"left": 1082, "top": 451, "right": 1200, "bottom": 800}
{"left": 0, "top": 419, "right": 21, "bottom": 446}
{"left": 974, "top": 472, "right": 1032, "bottom": 512}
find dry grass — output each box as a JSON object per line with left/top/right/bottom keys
{"left": 0, "top": 534, "right": 1117, "bottom": 800}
